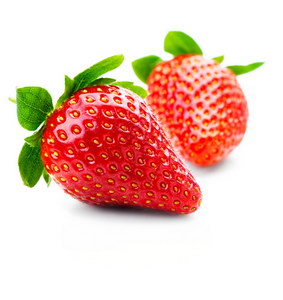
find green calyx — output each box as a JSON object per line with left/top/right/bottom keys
{"left": 213, "top": 55, "right": 225, "bottom": 63}
{"left": 132, "top": 30, "right": 264, "bottom": 83}
{"left": 18, "top": 142, "right": 44, "bottom": 188}
{"left": 54, "top": 55, "right": 147, "bottom": 108}
{"left": 16, "top": 87, "right": 53, "bottom": 131}
{"left": 132, "top": 31, "right": 203, "bottom": 83}
{"left": 11, "top": 54, "right": 147, "bottom": 188}
{"left": 226, "top": 62, "right": 264, "bottom": 75}
{"left": 164, "top": 31, "right": 203, "bottom": 56}
{"left": 132, "top": 56, "right": 163, "bottom": 84}
{"left": 114, "top": 81, "right": 148, "bottom": 99}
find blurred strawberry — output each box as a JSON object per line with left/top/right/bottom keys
{"left": 133, "top": 31, "right": 263, "bottom": 166}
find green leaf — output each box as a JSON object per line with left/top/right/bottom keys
{"left": 164, "top": 31, "right": 203, "bottom": 56}
{"left": 114, "top": 81, "right": 148, "bottom": 98}
{"left": 55, "top": 75, "right": 76, "bottom": 108}
{"left": 132, "top": 55, "right": 163, "bottom": 84}
{"left": 227, "top": 62, "right": 264, "bottom": 75}
{"left": 91, "top": 77, "right": 116, "bottom": 86}
{"left": 213, "top": 55, "right": 224, "bottom": 63}
{"left": 8, "top": 97, "right": 16, "bottom": 103}
{"left": 16, "top": 87, "right": 53, "bottom": 131}
{"left": 74, "top": 55, "right": 124, "bottom": 91}
{"left": 18, "top": 142, "right": 43, "bottom": 187}
{"left": 24, "top": 126, "right": 45, "bottom": 147}
{"left": 43, "top": 169, "right": 51, "bottom": 187}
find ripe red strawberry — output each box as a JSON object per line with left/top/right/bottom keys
{"left": 13, "top": 55, "right": 202, "bottom": 214}
{"left": 133, "top": 31, "right": 263, "bottom": 166}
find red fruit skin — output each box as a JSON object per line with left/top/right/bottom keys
{"left": 41, "top": 85, "right": 202, "bottom": 214}
{"left": 147, "top": 54, "right": 248, "bottom": 166}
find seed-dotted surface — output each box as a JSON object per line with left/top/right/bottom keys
{"left": 148, "top": 54, "right": 248, "bottom": 166}
{"left": 41, "top": 85, "right": 202, "bottom": 214}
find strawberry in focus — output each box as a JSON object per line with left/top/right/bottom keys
{"left": 13, "top": 55, "right": 202, "bottom": 214}
{"left": 133, "top": 31, "right": 263, "bottom": 166}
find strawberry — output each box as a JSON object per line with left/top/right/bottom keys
{"left": 132, "top": 31, "right": 263, "bottom": 166}
{"left": 12, "top": 55, "right": 202, "bottom": 214}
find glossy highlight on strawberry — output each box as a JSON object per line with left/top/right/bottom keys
{"left": 12, "top": 55, "right": 202, "bottom": 215}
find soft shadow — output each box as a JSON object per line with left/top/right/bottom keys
{"left": 96, "top": 204, "right": 184, "bottom": 217}
{"left": 187, "top": 157, "right": 235, "bottom": 177}
{"left": 70, "top": 202, "right": 194, "bottom": 221}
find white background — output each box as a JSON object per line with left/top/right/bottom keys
{"left": 0, "top": 0, "right": 282, "bottom": 299}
